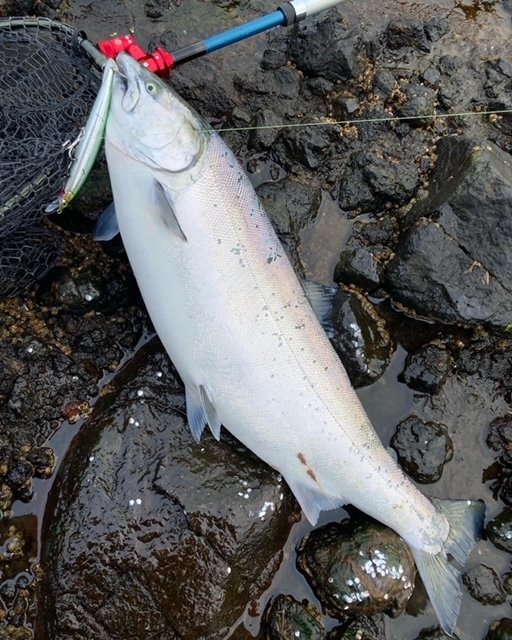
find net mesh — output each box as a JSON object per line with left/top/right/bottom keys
{"left": 0, "top": 17, "right": 102, "bottom": 297}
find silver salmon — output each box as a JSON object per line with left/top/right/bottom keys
{"left": 103, "top": 53, "right": 484, "bottom": 635}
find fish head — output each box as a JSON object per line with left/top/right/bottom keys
{"left": 107, "top": 52, "right": 207, "bottom": 173}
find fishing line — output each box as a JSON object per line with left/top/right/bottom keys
{"left": 213, "top": 108, "right": 512, "bottom": 133}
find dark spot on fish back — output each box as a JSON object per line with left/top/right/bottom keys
{"left": 298, "top": 452, "right": 307, "bottom": 465}
{"left": 307, "top": 468, "right": 318, "bottom": 482}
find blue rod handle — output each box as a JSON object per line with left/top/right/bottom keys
{"left": 203, "top": 10, "right": 286, "bottom": 53}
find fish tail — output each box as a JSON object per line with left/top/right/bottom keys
{"left": 410, "top": 497, "right": 485, "bottom": 637}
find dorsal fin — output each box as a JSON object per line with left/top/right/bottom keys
{"left": 301, "top": 280, "right": 337, "bottom": 337}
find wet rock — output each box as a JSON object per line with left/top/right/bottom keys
{"left": 399, "top": 343, "right": 452, "bottom": 393}
{"left": 362, "top": 150, "right": 419, "bottom": 203}
{"left": 330, "top": 288, "right": 393, "bottom": 388}
{"left": 145, "top": 0, "right": 164, "bottom": 19}
{"left": 249, "top": 109, "right": 284, "bottom": 151}
{"left": 374, "top": 71, "right": 396, "bottom": 98}
{"left": 5, "top": 460, "right": 33, "bottom": 502}
{"left": 273, "top": 67, "right": 300, "bottom": 100}
{"left": 288, "top": 9, "right": 363, "bottom": 82}
{"left": 25, "top": 447, "right": 56, "bottom": 479}
{"left": 335, "top": 244, "right": 383, "bottom": 292}
{"left": 500, "top": 477, "right": 512, "bottom": 507}
{"left": 485, "top": 619, "right": 512, "bottom": 640}
{"left": 396, "top": 83, "right": 437, "bottom": 124}
{"left": 296, "top": 517, "right": 416, "bottom": 618}
{"left": 486, "top": 508, "right": 512, "bottom": 553}
{"left": 41, "top": 345, "right": 296, "bottom": 640}
{"left": 37, "top": 265, "right": 138, "bottom": 314}
{"left": 456, "top": 334, "right": 512, "bottom": 394}
{"left": 305, "top": 77, "right": 335, "bottom": 97}
{"left": 384, "top": 18, "right": 431, "bottom": 52}
{"left": 423, "top": 18, "right": 450, "bottom": 43}
{"left": 415, "top": 626, "right": 459, "bottom": 639}
{"left": 260, "top": 47, "right": 288, "bottom": 71}
{"left": 390, "top": 415, "right": 453, "bottom": 483}
{"left": 36, "top": 265, "right": 108, "bottom": 312}
{"left": 462, "top": 565, "right": 507, "bottom": 606}
{"left": 0, "top": 626, "right": 32, "bottom": 640}
{"left": 1, "top": 0, "right": 34, "bottom": 14}
{"left": 0, "top": 357, "right": 22, "bottom": 405}
{"left": 257, "top": 180, "right": 321, "bottom": 271}
{"left": 385, "top": 218, "right": 512, "bottom": 327}
{"left": 332, "top": 96, "right": 360, "bottom": 120}
{"left": 0, "top": 484, "right": 13, "bottom": 515}
{"left": 390, "top": 137, "right": 512, "bottom": 329}
{"left": 327, "top": 616, "right": 385, "bottom": 639}
{"left": 0, "top": 526, "right": 25, "bottom": 563}
{"left": 353, "top": 218, "right": 397, "bottom": 247}
{"left": 339, "top": 145, "right": 419, "bottom": 211}
{"left": 264, "top": 595, "right": 325, "bottom": 640}
{"left": 487, "top": 416, "right": 512, "bottom": 465}
{"left": 422, "top": 66, "right": 441, "bottom": 88}
{"left": 284, "top": 127, "right": 334, "bottom": 171}
{"left": 504, "top": 573, "right": 512, "bottom": 595}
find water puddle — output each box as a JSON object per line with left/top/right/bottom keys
{"left": 299, "top": 193, "right": 353, "bottom": 286}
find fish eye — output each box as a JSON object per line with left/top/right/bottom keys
{"left": 146, "top": 82, "right": 159, "bottom": 96}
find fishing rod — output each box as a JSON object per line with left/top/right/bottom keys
{"left": 46, "top": 0, "right": 347, "bottom": 212}
{"left": 98, "top": 0, "right": 344, "bottom": 76}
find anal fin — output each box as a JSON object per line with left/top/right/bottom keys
{"left": 199, "top": 384, "right": 221, "bottom": 440}
{"left": 286, "top": 476, "right": 347, "bottom": 525}
{"left": 185, "top": 383, "right": 221, "bottom": 442}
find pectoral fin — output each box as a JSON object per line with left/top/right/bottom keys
{"left": 154, "top": 180, "right": 187, "bottom": 242}
{"left": 185, "top": 384, "right": 221, "bottom": 442}
{"left": 301, "top": 280, "right": 337, "bottom": 338}
{"left": 94, "top": 201, "right": 120, "bottom": 241}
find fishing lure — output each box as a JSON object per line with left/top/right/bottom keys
{"left": 45, "top": 58, "right": 117, "bottom": 213}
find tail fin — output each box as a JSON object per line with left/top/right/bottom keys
{"left": 410, "top": 498, "right": 485, "bottom": 637}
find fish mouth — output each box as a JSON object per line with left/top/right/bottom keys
{"left": 115, "top": 53, "right": 142, "bottom": 112}
{"left": 115, "top": 53, "right": 140, "bottom": 85}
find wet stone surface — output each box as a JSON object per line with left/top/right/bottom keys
{"left": 330, "top": 288, "right": 393, "bottom": 388}
{"left": 462, "top": 565, "right": 507, "bottom": 606}
{"left": 41, "top": 344, "right": 297, "bottom": 640}
{"left": 414, "top": 626, "right": 460, "bottom": 640}
{"left": 398, "top": 343, "right": 452, "bottom": 394}
{"left": 264, "top": 594, "right": 325, "bottom": 640}
{"left": 485, "top": 618, "right": 512, "bottom": 640}
{"left": 386, "top": 138, "right": 512, "bottom": 329}
{"left": 327, "top": 615, "right": 385, "bottom": 639}
{"left": 485, "top": 415, "right": 512, "bottom": 507}
{"left": 296, "top": 516, "right": 416, "bottom": 619}
{"left": 486, "top": 508, "right": 512, "bottom": 553}
{"left": 390, "top": 415, "right": 453, "bottom": 484}
{"left": 487, "top": 416, "right": 512, "bottom": 466}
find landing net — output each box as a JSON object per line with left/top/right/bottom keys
{"left": 0, "top": 17, "right": 103, "bottom": 298}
